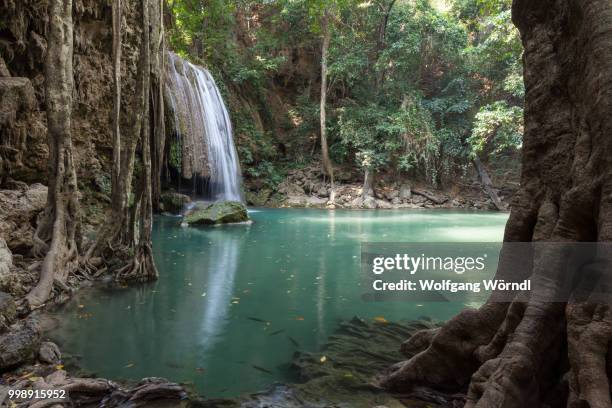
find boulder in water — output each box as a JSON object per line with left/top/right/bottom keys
{"left": 160, "top": 191, "right": 191, "bottom": 213}
{"left": 183, "top": 201, "right": 249, "bottom": 226}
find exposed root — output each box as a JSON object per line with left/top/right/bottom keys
{"left": 380, "top": 302, "right": 509, "bottom": 392}
{"left": 115, "top": 242, "right": 158, "bottom": 283}
{"left": 566, "top": 302, "right": 612, "bottom": 408}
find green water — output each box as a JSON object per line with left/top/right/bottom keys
{"left": 48, "top": 208, "right": 508, "bottom": 398}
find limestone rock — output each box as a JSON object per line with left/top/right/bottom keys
{"left": 183, "top": 201, "right": 249, "bottom": 226}
{"left": 160, "top": 191, "right": 191, "bottom": 214}
{"left": 399, "top": 184, "right": 412, "bottom": 200}
{"left": 0, "top": 321, "right": 40, "bottom": 370}
{"left": 39, "top": 341, "right": 61, "bottom": 365}
{"left": 362, "top": 196, "right": 377, "bottom": 209}
{"left": 246, "top": 188, "right": 272, "bottom": 207}
{"left": 0, "top": 77, "right": 36, "bottom": 127}
{"left": 0, "top": 239, "right": 12, "bottom": 290}
{"left": 0, "top": 183, "right": 47, "bottom": 254}
{"left": 0, "top": 292, "right": 16, "bottom": 332}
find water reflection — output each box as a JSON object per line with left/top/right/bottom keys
{"left": 199, "top": 232, "right": 241, "bottom": 352}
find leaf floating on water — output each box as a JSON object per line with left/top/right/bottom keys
{"left": 319, "top": 356, "right": 327, "bottom": 363}
{"left": 125, "top": 363, "right": 135, "bottom": 368}
{"left": 201, "top": 292, "right": 207, "bottom": 297}
{"left": 195, "top": 367, "right": 205, "bottom": 373}
{"left": 295, "top": 316, "right": 304, "bottom": 321}
{"left": 247, "top": 317, "right": 267, "bottom": 323}
{"left": 269, "top": 330, "right": 285, "bottom": 336}
{"left": 251, "top": 365, "right": 273, "bottom": 375}
{"left": 373, "top": 316, "right": 388, "bottom": 323}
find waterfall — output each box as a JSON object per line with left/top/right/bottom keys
{"left": 166, "top": 52, "right": 243, "bottom": 202}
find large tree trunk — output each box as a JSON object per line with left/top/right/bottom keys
{"left": 85, "top": 0, "right": 159, "bottom": 283}
{"left": 116, "top": 0, "right": 158, "bottom": 282}
{"left": 27, "top": 0, "right": 80, "bottom": 307}
{"left": 320, "top": 9, "right": 335, "bottom": 203}
{"left": 380, "top": 1, "right": 612, "bottom": 407}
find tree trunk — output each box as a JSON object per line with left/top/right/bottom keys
{"left": 111, "top": 0, "right": 122, "bottom": 208}
{"left": 85, "top": 0, "right": 158, "bottom": 283}
{"left": 380, "top": 1, "right": 612, "bottom": 407}
{"left": 320, "top": 9, "right": 335, "bottom": 203}
{"left": 374, "top": 0, "right": 396, "bottom": 91}
{"left": 473, "top": 156, "right": 506, "bottom": 211}
{"left": 152, "top": 0, "right": 165, "bottom": 212}
{"left": 27, "top": 0, "right": 80, "bottom": 307}
{"left": 116, "top": 0, "right": 158, "bottom": 282}
{"left": 362, "top": 168, "right": 374, "bottom": 199}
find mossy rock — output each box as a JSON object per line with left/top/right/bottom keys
{"left": 183, "top": 201, "right": 249, "bottom": 226}
{"left": 161, "top": 191, "right": 191, "bottom": 213}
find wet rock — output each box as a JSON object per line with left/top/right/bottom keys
{"left": 0, "top": 292, "right": 16, "bottom": 332}
{"left": 160, "top": 191, "right": 191, "bottom": 213}
{"left": 39, "top": 341, "right": 61, "bottom": 364}
{"left": 183, "top": 201, "right": 249, "bottom": 225}
{"left": 0, "top": 321, "right": 40, "bottom": 370}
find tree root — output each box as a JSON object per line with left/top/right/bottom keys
{"left": 115, "top": 242, "right": 158, "bottom": 283}
{"left": 380, "top": 302, "right": 510, "bottom": 392}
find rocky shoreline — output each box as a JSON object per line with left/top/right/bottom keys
{"left": 243, "top": 166, "right": 514, "bottom": 211}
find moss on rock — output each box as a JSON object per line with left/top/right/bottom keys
{"left": 183, "top": 201, "right": 249, "bottom": 225}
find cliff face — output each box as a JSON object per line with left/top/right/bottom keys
{"left": 0, "top": 0, "right": 164, "bottom": 194}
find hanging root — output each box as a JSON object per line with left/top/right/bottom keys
{"left": 115, "top": 242, "right": 158, "bottom": 283}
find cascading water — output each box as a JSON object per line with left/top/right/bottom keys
{"left": 166, "top": 52, "right": 243, "bottom": 202}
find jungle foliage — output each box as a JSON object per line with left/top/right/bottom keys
{"left": 166, "top": 0, "right": 523, "bottom": 187}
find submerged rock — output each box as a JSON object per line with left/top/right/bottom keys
{"left": 183, "top": 201, "right": 249, "bottom": 226}
{"left": 160, "top": 191, "right": 191, "bottom": 213}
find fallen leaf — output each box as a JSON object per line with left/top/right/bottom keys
{"left": 125, "top": 363, "right": 135, "bottom": 368}
{"left": 373, "top": 316, "right": 388, "bottom": 323}
{"left": 320, "top": 356, "right": 327, "bottom": 363}
{"left": 295, "top": 316, "right": 305, "bottom": 321}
